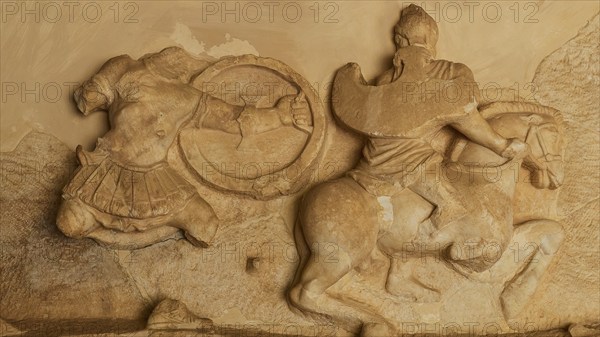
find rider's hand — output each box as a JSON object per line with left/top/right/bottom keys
{"left": 275, "top": 95, "right": 294, "bottom": 126}
{"left": 291, "top": 93, "right": 312, "bottom": 128}
{"left": 277, "top": 93, "right": 312, "bottom": 129}
{"left": 501, "top": 138, "right": 529, "bottom": 160}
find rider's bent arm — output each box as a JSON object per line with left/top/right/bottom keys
{"left": 198, "top": 94, "right": 243, "bottom": 134}
{"left": 450, "top": 108, "right": 509, "bottom": 156}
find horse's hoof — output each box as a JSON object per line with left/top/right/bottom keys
{"left": 386, "top": 277, "right": 441, "bottom": 303}
{"left": 361, "top": 322, "right": 394, "bottom": 337}
{"left": 287, "top": 286, "right": 333, "bottom": 323}
{"left": 184, "top": 232, "right": 209, "bottom": 248}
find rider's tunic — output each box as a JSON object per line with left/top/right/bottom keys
{"left": 349, "top": 137, "right": 441, "bottom": 196}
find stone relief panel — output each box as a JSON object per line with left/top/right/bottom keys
{"left": 0, "top": 2, "right": 598, "bottom": 337}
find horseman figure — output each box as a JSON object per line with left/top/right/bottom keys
{"left": 288, "top": 5, "right": 565, "bottom": 336}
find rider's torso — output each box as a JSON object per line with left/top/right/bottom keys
{"left": 357, "top": 58, "right": 479, "bottom": 179}
{"left": 356, "top": 137, "right": 440, "bottom": 181}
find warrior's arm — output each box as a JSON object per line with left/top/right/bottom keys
{"left": 195, "top": 94, "right": 243, "bottom": 134}
{"left": 450, "top": 108, "right": 508, "bottom": 155}
{"left": 445, "top": 63, "right": 526, "bottom": 159}
{"left": 74, "top": 55, "right": 137, "bottom": 115}
{"left": 197, "top": 93, "right": 307, "bottom": 135}
{"left": 450, "top": 107, "right": 527, "bottom": 159}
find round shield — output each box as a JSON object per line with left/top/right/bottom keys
{"left": 179, "top": 55, "right": 327, "bottom": 199}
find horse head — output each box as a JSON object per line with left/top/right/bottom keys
{"left": 521, "top": 115, "right": 564, "bottom": 189}
{"left": 480, "top": 102, "right": 565, "bottom": 190}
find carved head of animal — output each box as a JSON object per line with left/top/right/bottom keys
{"left": 521, "top": 115, "right": 564, "bottom": 189}
{"left": 480, "top": 102, "right": 565, "bottom": 190}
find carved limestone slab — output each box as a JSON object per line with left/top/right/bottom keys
{"left": 0, "top": 2, "right": 598, "bottom": 337}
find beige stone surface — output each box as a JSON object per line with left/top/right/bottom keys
{"left": 1, "top": 2, "right": 599, "bottom": 337}
{"left": 0, "top": 132, "right": 149, "bottom": 321}
{"left": 1, "top": 1, "right": 599, "bottom": 151}
{"left": 528, "top": 12, "right": 600, "bottom": 326}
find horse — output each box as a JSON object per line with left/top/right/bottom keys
{"left": 287, "top": 101, "right": 565, "bottom": 334}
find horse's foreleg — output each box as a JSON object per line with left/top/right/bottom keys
{"left": 288, "top": 244, "right": 361, "bottom": 325}
{"left": 498, "top": 219, "right": 564, "bottom": 319}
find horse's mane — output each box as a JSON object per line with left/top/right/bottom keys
{"left": 479, "top": 101, "right": 564, "bottom": 129}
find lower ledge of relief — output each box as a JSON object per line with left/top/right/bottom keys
{"left": 2, "top": 320, "right": 599, "bottom": 337}
{"left": 2, "top": 301, "right": 598, "bottom": 337}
